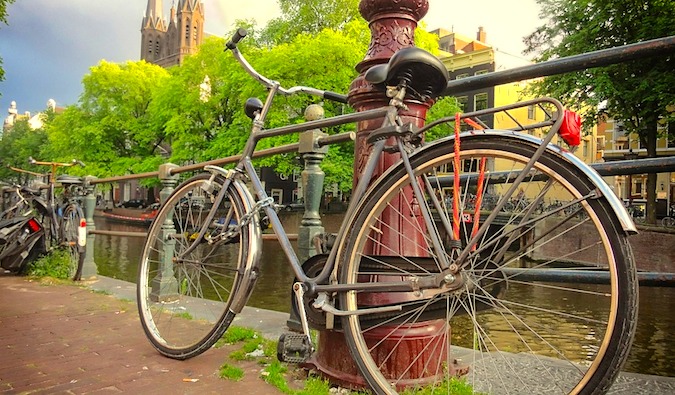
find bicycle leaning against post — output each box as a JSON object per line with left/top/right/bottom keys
{"left": 0, "top": 183, "right": 46, "bottom": 273}
{"left": 27, "top": 157, "right": 88, "bottom": 281}
{"left": 137, "top": 29, "right": 638, "bottom": 395}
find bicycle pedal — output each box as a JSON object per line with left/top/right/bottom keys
{"left": 277, "top": 333, "right": 312, "bottom": 364}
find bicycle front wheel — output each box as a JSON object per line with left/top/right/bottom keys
{"left": 137, "top": 173, "right": 255, "bottom": 359}
{"left": 60, "top": 204, "right": 85, "bottom": 280}
{"left": 339, "top": 134, "right": 637, "bottom": 394}
{"left": 661, "top": 216, "right": 675, "bottom": 228}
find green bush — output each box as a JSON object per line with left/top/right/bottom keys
{"left": 25, "top": 248, "right": 72, "bottom": 279}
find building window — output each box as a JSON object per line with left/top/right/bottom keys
{"left": 474, "top": 93, "right": 488, "bottom": 111}
{"left": 270, "top": 189, "right": 283, "bottom": 205}
{"left": 634, "top": 181, "right": 642, "bottom": 197}
{"left": 193, "top": 26, "right": 198, "bottom": 43}
{"left": 456, "top": 73, "right": 469, "bottom": 80}
{"left": 583, "top": 141, "right": 589, "bottom": 157}
{"left": 597, "top": 136, "right": 606, "bottom": 150}
{"left": 463, "top": 159, "right": 479, "bottom": 172}
{"left": 155, "top": 42, "right": 160, "bottom": 56}
{"left": 185, "top": 24, "right": 190, "bottom": 40}
{"left": 148, "top": 40, "right": 153, "bottom": 54}
{"left": 527, "top": 105, "right": 536, "bottom": 120}
{"left": 456, "top": 96, "right": 468, "bottom": 112}
{"left": 474, "top": 70, "right": 488, "bottom": 76}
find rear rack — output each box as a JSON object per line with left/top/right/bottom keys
{"left": 419, "top": 97, "right": 564, "bottom": 138}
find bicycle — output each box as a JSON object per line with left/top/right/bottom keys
{"left": 661, "top": 204, "right": 675, "bottom": 227}
{"left": 1, "top": 183, "right": 37, "bottom": 221}
{"left": 137, "top": 29, "right": 638, "bottom": 395}
{"left": 0, "top": 183, "right": 47, "bottom": 272}
{"left": 26, "top": 157, "right": 87, "bottom": 281}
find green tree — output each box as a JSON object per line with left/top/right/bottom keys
{"left": 150, "top": 36, "right": 256, "bottom": 167}
{"left": 44, "top": 60, "right": 170, "bottom": 178}
{"left": 0, "top": 118, "right": 48, "bottom": 183}
{"left": 0, "top": 0, "right": 16, "bottom": 85}
{"left": 260, "top": 0, "right": 361, "bottom": 45}
{"left": 524, "top": 0, "right": 675, "bottom": 224}
{"left": 158, "top": 27, "right": 367, "bottom": 191}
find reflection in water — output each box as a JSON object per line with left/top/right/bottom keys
{"left": 92, "top": 214, "right": 674, "bottom": 376}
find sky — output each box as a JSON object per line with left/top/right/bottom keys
{"left": 0, "top": 0, "right": 541, "bottom": 123}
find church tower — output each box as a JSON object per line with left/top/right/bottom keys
{"left": 141, "top": 0, "right": 204, "bottom": 68}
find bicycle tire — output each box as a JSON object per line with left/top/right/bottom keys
{"left": 137, "top": 173, "right": 253, "bottom": 359}
{"left": 60, "top": 204, "right": 85, "bottom": 280}
{"left": 338, "top": 134, "right": 638, "bottom": 394}
{"left": 661, "top": 217, "right": 675, "bottom": 228}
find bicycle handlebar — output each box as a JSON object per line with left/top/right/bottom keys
{"left": 224, "top": 27, "right": 349, "bottom": 104}
{"left": 225, "top": 27, "right": 247, "bottom": 50}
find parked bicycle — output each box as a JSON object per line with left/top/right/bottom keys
{"left": 662, "top": 203, "right": 675, "bottom": 227}
{"left": 0, "top": 213, "right": 45, "bottom": 273}
{"left": 1, "top": 183, "right": 38, "bottom": 221}
{"left": 137, "top": 29, "right": 638, "bottom": 395}
{"left": 0, "top": 176, "right": 50, "bottom": 273}
{"left": 25, "top": 157, "right": 88, "bottom": 280}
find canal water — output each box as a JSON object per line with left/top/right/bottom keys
{"left": 93, "top": 213, "right": 674, "bottom": 377}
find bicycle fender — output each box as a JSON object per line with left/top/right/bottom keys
{"left": 226, "top": 178, "right": 263, "bottom": 314}
{"left": 420, "top": 130, "right": 637, "bottom": 234}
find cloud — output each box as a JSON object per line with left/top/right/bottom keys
{"left": 1, "top": 0, "right": 142, "bottom": 115}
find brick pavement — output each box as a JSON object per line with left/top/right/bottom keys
{"left": 0, "top": 275, "right": 283, "bottom": 394}
{"left": 2, "top": 274, "right": 675, "bottom": 394}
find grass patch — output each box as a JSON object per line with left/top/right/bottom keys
{"left": 215, "top": 326, "right": 257, "bottom": 348}
{"left": 173, "top": 311, "right": 193, "bottom": 320}
{"left": 218, "top": 363, "right": 244, "bottom": 381}
{"left": 261, "top": 360, "right": 291, "bottom": 392}
{"left": 25, "top": 248, "right": 73, "bottom": 279}
{"left": 400, "top": 377, "right": 478, "bottom": 395}
{"left": 217, "top": 327, "right": 476, "bottom": 395}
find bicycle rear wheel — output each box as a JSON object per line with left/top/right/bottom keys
{"left": 137, "top": 173, "right": 255, "bottom": 359}
{"left": 338, "top": 134, "right": 637, "bottom": 394}
{"left": 60, "top": 204, "right": 85, "bottom": 280}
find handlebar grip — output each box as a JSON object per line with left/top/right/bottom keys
{"left": 324, "top": 91, "right": 348, "bottom": 104}
{"left": 225, "top": 28, "right": 248, "bottom": 50}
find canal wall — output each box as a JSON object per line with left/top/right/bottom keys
{"left": 534, "top": 218, "right": 674, "bottom": 273}
{"left": 627, "top": 226, "right": 675, "bottom": 273}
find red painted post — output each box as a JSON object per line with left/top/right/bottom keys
{"left": 309, "top": 0, "right": 463, "bottom": 389}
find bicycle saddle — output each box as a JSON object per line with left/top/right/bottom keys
{"left": 364, "top": 47, "right": 449, "bottom": 101}
{"left": 20, "top": 185, "right": 43, "bottom": 196}
{"left": 56, "top": 175, "right": 83, "bottom": 184}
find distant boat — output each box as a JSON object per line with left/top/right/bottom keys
{"left": 94, "top": 204, "right": 159, "bottom": 227}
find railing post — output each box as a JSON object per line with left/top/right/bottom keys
{"left": 82, "top": 176, "right": 98, "bottom": 279}
{"left": 298, "top": 104, "right": 329, "bottom": 264}
{"left": 150, "top": 163, "right": 180, "bottom": 302}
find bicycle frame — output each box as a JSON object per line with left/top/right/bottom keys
{"left": 179, "top": 41, "right": 637, "bottom": 301}
{"left": 27, "top": 158, "right": 85, "bottom": 247}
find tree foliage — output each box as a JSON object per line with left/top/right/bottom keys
{"left": 524, "top": 0, "right": 675, "bottom": 223}
{"left": 44, "top": 61, "right": 169, "bottom": 178}
{"left": 0, "top": 0, "right": 453, "bottom": 194}
{"left": 0, "top": 118, "right": 48, "bottom": 184}
{"left": 260, "top": 0, "right": 361, "bottom": 45}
